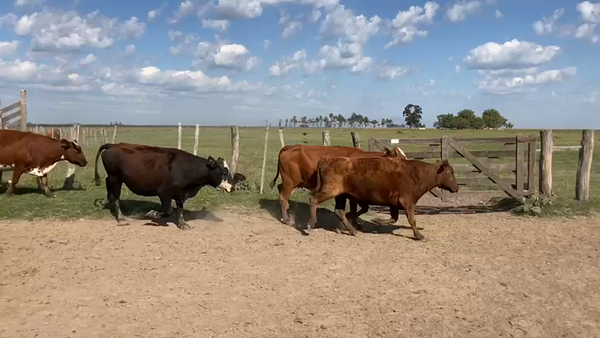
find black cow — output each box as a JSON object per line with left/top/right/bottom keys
{"left": 93, "top": 142, "right": 232, "bottom": 229}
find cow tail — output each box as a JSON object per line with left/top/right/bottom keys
{"left": 93, "top": 143, "right": 114, "bottom": 186}
{"left": 269, "top": 149, "right": 283, "bottom": 189}
{"left": 315, "top": 160, "right": 323, "bottom": 194}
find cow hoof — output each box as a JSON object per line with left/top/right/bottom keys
{"left": 178, "top": 222, "right": 191, "bottom": 230}
{"left": 414, "top": 233, "right": 425, "bottom": 241}
{"left": 145, "top": 210, "right": 162, "bottom": 219}
{"left": 281, "top": 218, "right": 292, "bottom": 225}
{"left": 117, "top": 220, "right": 129, "bottom": 226}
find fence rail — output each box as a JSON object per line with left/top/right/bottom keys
{"left": 0, "top": 90, "right": 27, "bottom": 131}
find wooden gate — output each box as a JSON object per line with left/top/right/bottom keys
{"left": 368, "top": 135, "right": 537, "bottom": 200}
{"left": 0, "top": 89, "right": 27, "bottom": 131}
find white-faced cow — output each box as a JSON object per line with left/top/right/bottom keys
{"left": 0, "top": 129, "right": 88, "bottom": 197}
{"left": 93, "top": 142, "right": 233, "bottom": 230}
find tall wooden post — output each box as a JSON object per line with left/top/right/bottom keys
{"left": 62, "top": 125, "right": 77, "bottom": 190}
{"left": 441, "top": 136, "right": 451, "bottom": 201}
{"left": 260, "top": 125, "right": 270, "bottom": 194}
{"left": 230, "top": 126, "right": 239, "bottom": 175}
{"left": 112, "top": 125, "right": 118, "bottom": 143}
{"left": 177, "top": 123, "right": 182, "bottom": 150}
{"left": 576, "top": 130, "right": 595, "bottom": 201}
{"left": 322, "top": 130, "right": 330, "bottom": 146}
{"left": 193, "top": 124, "right": 199, "bottom": 155}
{"left": 539, "top": 130, "right": 553, "bottom": 198}
{"left": 351, "top": 131, "right": 361, "bottom": 149}
{"left": 278, "top": 128, "right": 285, "bottom": 148}
{"left": 20, "top": 89, "right": 27, "bottom": 131}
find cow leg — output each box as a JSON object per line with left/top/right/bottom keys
{"left": 373, "top": 205, "right": 399, "bottom": 226}
{"left": 278, "top": 178, "right": 295, "bottom": 225}
{"left": 174, "top": 199, "right": 191, "bottom": 230}
{"left": 106, "top": 176, "right": 128, "bottom": 225}
{"left": 39, "top": 175, "right": 54, "bottom": 197}
{"left": 5, "top": 167, "right": 25, "bottom": 196}
{"left": 334, "top": 195, "right": 349, "bottom": 234}
{"left": 334, "top": 208, "right": 359, "bottom": 236}
{"left": 352, "top": 202, "right": 370, "bottom": 231}
{"left": 403, "top": 203, "right": 424, "bottom": 241}
{"left": 308, "top": 191, "right": 333, "bottom": 231}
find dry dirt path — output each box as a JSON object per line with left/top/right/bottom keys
{"left": 1, "top": 209, "right": 600, "bottom": 338}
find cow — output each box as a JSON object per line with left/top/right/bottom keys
{"left": 0, "top": 129, "right": 88, "bottom": 197}
{"left": 93, "top": 142, "right": 233, "bottom": 230}
{"left": 308, "top": 156, "right": 459, "bottom": 240}
{"left": 269, "top": 144, "right": 407, "bottom": 226}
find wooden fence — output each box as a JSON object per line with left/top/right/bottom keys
{"left": 368, "top": 135, "right": 537, "bottom": 200}
{"left": 0, "top": 89, "right": 27, "bottom": 131}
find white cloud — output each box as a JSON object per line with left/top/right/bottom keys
{"left": 320, "top": 5, "right": 381, "bottom": 45}
{"left": 455, "top": 65, "right": 461, "bottom": 73}
{"left": 0, "top": 58, "right": 91, "bottom": 92}
{"left": 168, "top": 30, "right": 184, "bottom": 41}
{"left": 282, "top": 21, "right": 303, "bottom": 39}
{"left": 495, "top": 9, "right": 503, "bottom": 19}
{"left": 384, "top": 1, "right": 439, "bottom": 48}
{"left": 193, "top": 38, "right": 258, "bottom": 71}
{"left": 148, "top": 3, "right": 167, "bottom": 21}
{"left": 202, "top": 19, "right": 230, "bottom": 31}
{"left": 376, "top": 65, "right": 409, "bottom": 80}
{"left": 79, "top": 53, "right": 97, "bottom": 66}
{"left": 314, "top": 41, "right": 372, "bottom": 73}
{"left": 124, "top": 44, "right": 136, "bottom": 57}
{"left": 310, "top": 9, "right": 321, "bottom": 22}
{"left": 15, "top": 0, "right": 45, "bottom": 6}
{"left": 577, "top": 1, "right": 600, "bottom": 23}
{"left": 477, "top": 67, "right": 577, "bottom": 94}
{"left": 464, "top": 39, "right": 561, "bottom": 70}
{"left": 269, "top": 49, "right": 307, "bottom": 76}
{"left": 279, "top": 8, "right": 290, "bottom": 24}
{"left": 168, "top": 1, "right": 195, "bottom": 24}
{"left": 584, "top": 90, "right": 599, "bottom": 103}
{"left": 0, "top": 41, "right": 19, "bottom": 55}
{"left": 446, "top": 0, "right": 482, "bottom": 22}
{"left": 137, "top": 65, "right": 255, "bottom": 93}
{"left": 169, "top": 32, "right": 197, "bottom": 55}
{"left": 4, "top": 10, "right": 146, "bottom": 53}
{"left": 532, "top": 9, "right": 564, "bottom": 35}
{"left": 263, "top": 39, "right": 270, "bottom": 50}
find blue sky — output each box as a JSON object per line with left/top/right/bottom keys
{"left": 0, "top": 0, "right": 598, "bottom": 128}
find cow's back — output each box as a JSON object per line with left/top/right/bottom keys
{"left": 0, "top": 130, "right": 49, "bottom": 165}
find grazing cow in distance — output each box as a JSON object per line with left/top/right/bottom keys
{"left": 309, "top": 157, "right": 459, "bottom": 240}
{"left": 269, "top": 144, "right": 407, "bottom": 226}
{"left": 0, "top": 129, "right": 88, "bottom": 196}
{"left": 93, "top": 142, "right": 233, "bottom": 229}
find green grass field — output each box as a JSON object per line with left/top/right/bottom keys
{"left": 1, "top": 127, "right": 598, "bottom": 220}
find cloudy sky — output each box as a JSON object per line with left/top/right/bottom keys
{"left": 0, "top": 0, "right": 598, "bottom": 127}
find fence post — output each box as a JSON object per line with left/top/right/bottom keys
{"left": 20, "top": 89, "right": 27, "bottom": 131}
{"left": 260, "top": 125, "right": 270, "bottom": 194}
{"left": 278, "top": 128, "right": 285, "bottom": 148}
{"left": 230, "top": 126, "right": 239, "bottom": 175}
{"left": 193, "top": 124, "right": 199, "bottom": 155}
{"left": 527, "top": 134, "right": 537, "bottom": 194}
{"left": 441, "top": 136, "right": 450, "bottom": 202}
{"left": 539, "top": 130, "right": 553, "bottom": 198}
{"left": 112, "top": 125, "right": 118, "bottom": 143}
{"left": 322, "top": 130, "right": 330, "bottom": 146}
{"left": 62, "top": 125, "right": 77, "bottom": 190}
{"left": 177, "top": 122, "right": 182, "bottom": 150}
{"left": 576, "top": 130, "right": 595, "bottom": 202}
{"left": 350, "top": 131, "right": 361, "bottom": 149}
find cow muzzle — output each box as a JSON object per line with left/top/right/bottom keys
{"left": 218, "top": 180, "right": 233, "bottom": 192}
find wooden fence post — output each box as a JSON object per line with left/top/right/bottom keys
{"left": 112, "top": 125, "right": 118, "bottom": 143}
{"left": 278, "top": 128, "right": 285, "bottom": 148}
{"left": 441, "top": 136, "right": 450, "bottom": 202}
{"left": 576, "top": 130, "right": 595, "bottom": 202}
{"left": 350, "top": 131, "right": 361, "bottom": 149}
{"left": 260, "top": 125, "right": 270, "bottom": 194}
{"left": 539, "top": 130, "right": 553, "bottom": 198}
{"left": 20, "top": 89, "right": 27, "bottom": 131}
{"left": 177, "top": 122, "right": 182, "bottom": 150}
{"left": 322, "top": 130, "right": 330, "bottom": 146}
{"left": 230, "top": 126, "right": 239, "bottom": 175}
{"left": 63, "top": 125, "right": 77, "bottom": 190}
{"left": 193, "top": 124, "right": 199, "bottom": 155}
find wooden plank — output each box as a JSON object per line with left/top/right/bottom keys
{"left": 374, "top": 137, "right": 517, "bottom": 145}
{"left": 0, "top": 101, "right": 20, "bottom": 114}
{"left": 456, "top": 177, "right": 514, "bottom": 186}
{"left": 447, "top": 137, "right": 519, "bottom": 198}
{"left": 527, "top": 134, "right": 536, "bottom": 194}
{"left": 453, "top": 163, "right": 515, "bottom": 173}
{"left": 576, "top": 130, "right": 594, "bottom": 201}
{"left": 516, "top": 137, "right": 525, "bottom": 195}
{"left": 539, "top": 130, "right": 553, "bottom": 197}
{"left": 441, "top": 136, "right": 450, "bottom": 202}
{"left": 3, "top": 109, "right": 21, "bottom": 122}
{"left": 407, "top": 150, "right": 514, "bottom": 159}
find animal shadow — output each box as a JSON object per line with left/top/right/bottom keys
{"left": 258, "top": 198, "right": 407, "bottom": 236}
{"left": 94, "top": 199, "right": 223, "bottom": 226}
{"left": 0, "top": 183, "right": 86, "bottom": 196}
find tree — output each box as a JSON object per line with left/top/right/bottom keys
{"left": 291, "top": 116, "right": 297, "bottom": 127}
{"left": 370, "top": 119, "right": 378, "bottom": 128}
{"left": 481, "top": 109, "right": 508, "bottom": 129}
{"left": 472, "top": 117, "right": 485, "bottom": 130}
{"left": 435, "top": 114, "right": 455, "bottom": 129}
{"left": 456, "top": 109, "right": 477, "bottom": 128}
{"left": 452, "top": 117, "right": 471, "bottom": 130}
{"left": 506, "top": 122, "right": 514, "bottom": 129}
{"left": 403, "top": 104, "right": 424, "bottom": 128}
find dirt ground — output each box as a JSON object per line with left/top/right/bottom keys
{"left": 2, "top": 205, "right": 600, "bottom": 338}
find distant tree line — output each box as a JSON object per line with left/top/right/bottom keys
{"left": 433, "top": 109, "right": 513, "bottom": 130}
{"left": 281, "top": 113, "right": 403, "bottom": 128}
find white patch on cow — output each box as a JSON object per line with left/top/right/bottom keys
{"left": 0, "top": 163, "right": 14, "bottom": 172}
{"left": 394, "top": 146, "right": 407, "bottom": 159}
{"left": 390, "top": 139, "right": 399, "bottom": 144}
{"left": 219, "top": 180, "right": 232, "bottom": 192}
{"left": 26, "top": 162, "right": 60, "bottom": 177}
{"left": 222, "top": 159, "right": 229, "bottom": 171}
{"left": 72, "top": 140, "right": 79, "bottom": 146}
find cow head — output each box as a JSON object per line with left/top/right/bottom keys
{"left": 384, "top": 146, "right": 408, "bottom": 160}
{"left": 435, "top": 159, "right": 459, "bottom": 193}
{"left": 61, "top": 139, "right": 88, "bottom": 167}
{"left": 206, "top": 156, "right": 232, "bottom": 192}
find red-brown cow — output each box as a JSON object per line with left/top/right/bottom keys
{"left": 0, "top": 129, "right": 88, "bottom": 197}
{"left": 269, "top": 144, "right": 407, "bottom": 226}
{"left": 309, "top": 156, "right": 459, "bottom": 240}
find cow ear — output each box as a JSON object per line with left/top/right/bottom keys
{"left": 60, "top": 139, "right": 70, "bottom": 149}
{"left": 437, "top": 160, "right": 448, "bottom": 174}
{"left": 384, "top": 147, "right": 393, "bottom": 156}
{"left": 206, "top": 156, "right": 217, "bottom": 169}
{"left": 393, "top": 147, "right": 407, "bottom": 159}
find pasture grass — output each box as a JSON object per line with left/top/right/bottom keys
{"left": 1, "top": 127, "right": 598, "bottom": 221}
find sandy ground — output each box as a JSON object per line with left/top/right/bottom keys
{"left": 2, "top": 207, "right": 600, "bottom": 338}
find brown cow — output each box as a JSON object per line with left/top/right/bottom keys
{"left": 308, "top": 157, "right": 459, "bottom": 240}
{"left": 269, "top": 144, "right": 407, "bottom": 226}
{"left": 0, "top": 129, "right": 88, "bottom": 197}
